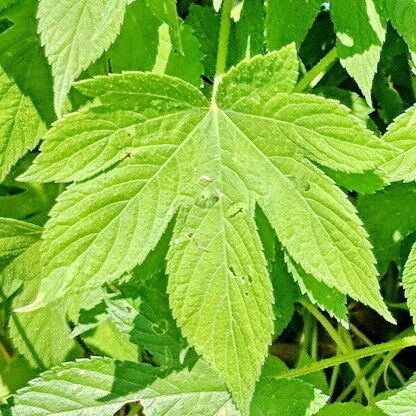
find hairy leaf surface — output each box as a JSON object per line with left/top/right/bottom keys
{"left": 378, "top": 104, "right": 416, "bottom": 183}
{"left": 0, "top": 0, "right": 55, "bottom": 122}
{"left": 0, "top": 68, "right": 44, "bottom": 183}
{"left": 5, "top": 358, "right": 238, "bottom": 416}
{"left": 22, "top": 45, "right": 395, "bottom": 413}
{"left": 38, "top": 0, "right": 134, "bottom": 116}
{"left": 377, "top": 379, "right": 416, "bottom": 416}
{"left": 0, "top": 218, "right": 41, "bottom": 262}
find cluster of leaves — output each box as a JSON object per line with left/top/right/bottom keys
{"left": 1, "top": 0, "right": 416, "bottom": 415}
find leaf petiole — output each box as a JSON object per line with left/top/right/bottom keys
{"left": 295, "top": 47, "right": 338, "bottom": 93}
{"left": 275, "top": 335, "right": 416, "bottom": 380}
{"left": 215, "top": 0, "right": 234, "bottom": 77}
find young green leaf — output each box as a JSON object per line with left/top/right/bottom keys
{"left": 377, "top": 378, "right": 416, "bottom": 415}
{"left": 0, "top": 68, "right": 45, "bottom": 183}
{"left": 37, "top": 0, "right": 134, "bottom": 116}
{"left": 0, "top": 356, "right": 38, "bottom": 399}
{"left": 5, "top": 358, "right": 238, "bottom": 416}
{"left": 330, "top": 0, "right": 386, "bottom": 104}
{"left": 0, "top": 0, "right": 17, "bottom": 12}
{"left": 20, "top": 46, "right": 395, "bottom": 413}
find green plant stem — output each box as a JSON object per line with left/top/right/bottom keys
{"left": 0, "top": 338, "right": 12, "bottom": 364}
{"left": 370, "top": 350, "right": 401, "bottom": 395}
{"left": 350, "top": 323, "right": 406, "bottom": 385}
{"left": 126, "top": 403, "right": 140, "bottom": 416}
{"left": 336, "top": 356, "right": 381, "bottom": 402}
{"left": 215, "top": 0, "right": 233, "bottom": 77}
{"left": 328, "top": 363, "right": 340, "bottom": 398}
{"left": 299, "top": 299, "right": 374, "bottom": 404}
{"left": 275, "top": 336, "right": 416, "bottom": 380}
{"left": 294, "top": 47, "right": 338, "bottom": 93}
{"left": 386, "top": 302, "right": 408, "bottom": 311}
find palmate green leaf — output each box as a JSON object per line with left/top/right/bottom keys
{"left": 37, "top": 0, "right": 134, "bottom": 117}
{"left": 330, "top": 0, "right": 386, "bottom": 104}
{"left": 378, "top": 104, "right": 416, "bottom": 183}
{"left": 5, "top": 358, "right": 238, "bottom": 416}
{"left": 0, "top": 68, "right": 45, "bottom": 183}
{"left": 21, "top": 45, "right": 395, "bottom": 414}
{"left": 0, "top": 218, "right": 41, "bottom": 262}
{"left": 0, "top": 0, "right": 55, "bottom": 123}
{"left": 377, "top": 378, "right": 416, "bottom": 416}
{"left": 266, "top": 0, "right": 322, "bottom": 51}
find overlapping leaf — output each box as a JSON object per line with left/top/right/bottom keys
{"left": 378, "top": 104, "right": 416, "bottom": 183}
{"left": 0, "top": 0, "right": 54, "bottom": 123}
{"left": 37, "top": 0, "right": 134, "bottom": 116}
{"left": 0, "top": 218, "right": 41, "bottom": 262}
{"left": 331, "top": 0, "right": 386, "bottom": 105}
{"left": 0, "top": 68, "right": 44, "bottom": 183}
{"left": 377, "top": 378, "right": 416, "bottom": 416}
{"left": 5, "top": 358, "right": 238, "bottom": 416}
{"left": 403, "top": 243, "right": 416, "bottom": 329}
{"left": 266, "top": 0, "right": 322, "bottom": 51}
{"left": 21, "top": 45, "right": 396, "bottom": 414}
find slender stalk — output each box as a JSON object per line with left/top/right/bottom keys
{"left": 0, "top": 338, "right": 12, "bottom": 364}
{"left": 350, "top": 323, "right": 406, "bottom": 385}
{"left": 336, "top": 356, "right": 381, "bottom": 402}
{"left": 328, "top": 363, "right": 340, "bottom": 398}
{"left": 294, "top": 47, "right": 338, "bottom": 93}
{"left": 215, "top": 0, "right": 234, "bottom": 77}
{"left": 370, "top": 350, "right": 401, "bottom": 395}
{"left": 299, "top": 300, "right": 373, "bottom": 404}
{"left": 275, "top": 336, "right": 416, "bottom": 380}
{"left": 386, "top": 302, "right": 408, "bottom": 311}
